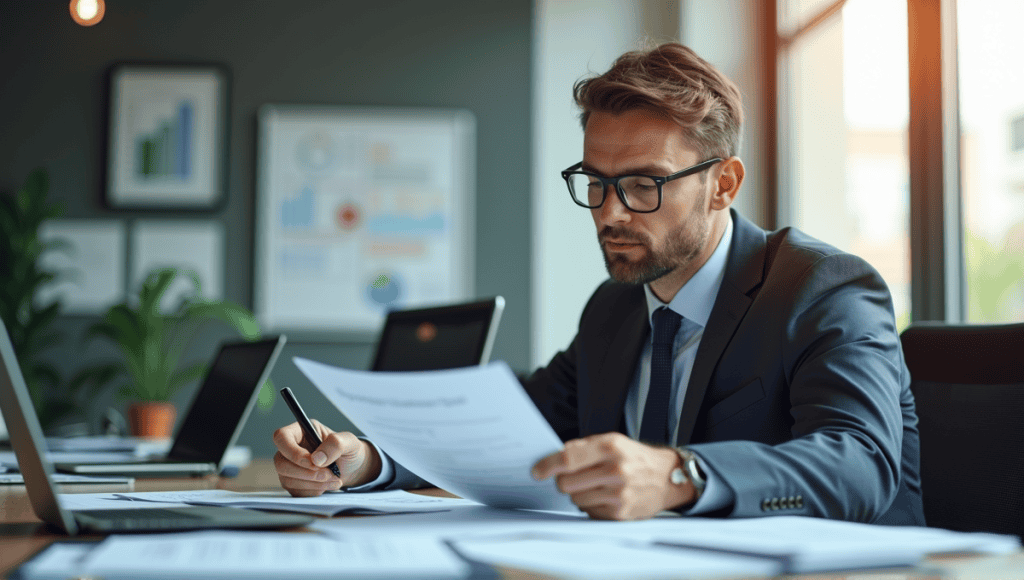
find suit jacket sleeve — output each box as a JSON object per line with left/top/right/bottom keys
{"left": 688, "top": 251, "right": 907, "bottom": 521}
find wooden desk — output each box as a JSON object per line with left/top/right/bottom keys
{"left": 3, "top": 459, "right": 1023, "bottom": 580}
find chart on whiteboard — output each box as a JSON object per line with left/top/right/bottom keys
{"left": 257, "top": 107, "right": 474, "bottom": 332}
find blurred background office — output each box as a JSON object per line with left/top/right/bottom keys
{"left": 1, "top": 0, "right": 1021, "bottom": 458}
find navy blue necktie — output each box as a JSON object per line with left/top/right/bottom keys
{"left": 639, "top": 307, "right": 683, "bottom": 444}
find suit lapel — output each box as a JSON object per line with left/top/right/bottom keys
{"left": 587, "top": 294, "right": 647, "bottom": 436}
{"left": 675, "top": 210, "right": 767, "bottom": 445}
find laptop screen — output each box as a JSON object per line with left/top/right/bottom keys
{"left": 371, "top": 297, "right": 503, "bottom": 372}
{"left": 168, "top": 338, "right": 283, "bottom": 462}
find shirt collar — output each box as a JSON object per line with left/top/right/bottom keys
{"left": 643, "top": 212, "right": 734, "bottom": 329}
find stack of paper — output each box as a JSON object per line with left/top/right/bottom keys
{"left": 453, "top": 534, "right": 782, "bottom": 579}
{"left": 651, "top": 515, "right": 1022, "bottom": 573}
{"left": 0, "top": 472, "right": 133, "bottom": 485}
{"left": 18, "top": 531, "right": 470, "bottom": 580}
{"left": 311, "top": 508, "right": 1022, "bottom": 576}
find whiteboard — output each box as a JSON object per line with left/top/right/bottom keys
{"left": 256, "top": 105, "right": 475, "bottom": 333}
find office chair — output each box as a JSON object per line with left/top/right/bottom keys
{"left": 900, "top": 322, "right": 1024, "bottom": 538}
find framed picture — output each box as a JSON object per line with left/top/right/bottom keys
{"left": 105, "top": 63, "right": 229, "bottom": 209}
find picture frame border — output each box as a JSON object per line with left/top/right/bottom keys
{"left": 102, "top": 62, "right": 230, "bottom": 211}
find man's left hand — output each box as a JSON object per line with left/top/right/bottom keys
{"left": 531, "top": 432, "right": 695, "bottom": 520}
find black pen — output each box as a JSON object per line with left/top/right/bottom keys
{"left": 279, "top": 387, "right": 342, "bottom": 478}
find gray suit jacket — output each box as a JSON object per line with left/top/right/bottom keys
{"left": 384, "top": 209, "right": 924, "bottom": 525}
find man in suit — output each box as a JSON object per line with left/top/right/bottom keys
{"left": 272, "top": 43, "right": 925, "bottom": 525}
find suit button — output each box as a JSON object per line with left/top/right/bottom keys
{"left": 770, "top": 498, "right": 779, "bottom": 510}
{"left": 787, "top": 496, "right": 796, "bottom": 509}
{"left": 761, "top": 499, "right": 770, "bottom": 511}
{"left": 796, "top": 495, "right": 804, "bottom": 508}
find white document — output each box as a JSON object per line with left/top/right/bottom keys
{"left": 650, "top": 515, "right": 1023, "bottom": 573}
{"left": 0, "top": 450, "right": 139, "bottom": 468}
{"left": 15, "top": 542, "right": 95, "bottom": 580}
{"left": 57, "top": 493, "right": 191, "bottom": 510}
{"left": 454, "top": 534, "right": 781, "bottom": 580}
{"left": 0, "top": 473, "right": 133, "bottom": 485}
{"left": 74, "top": 530, "right": 469, "bottom": 580}
{"left": 45, "top": 435, "right": 141, "bottom": 452}
{"left": 108, "top": 489, "right": 481, "bottom": 516}
{"left": 294, "top": 358, "right": 577, "bottom": 512}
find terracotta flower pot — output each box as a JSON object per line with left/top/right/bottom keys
{"left": 127, "top": 402, "right": 176, "bottom": 439}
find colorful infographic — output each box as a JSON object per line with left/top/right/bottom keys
{"left": 256, "top": 106, "right": 474, "bottom": 332}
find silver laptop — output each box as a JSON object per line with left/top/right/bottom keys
{"left": 0, "top": 317, "right": 312, "bottom": 533}
{"left": 371, "top": 296, "right": 504, "bottom": 371}
{"left": 53, "top": 336, "right": 286, "bottom": 477}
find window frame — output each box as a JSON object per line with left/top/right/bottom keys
{"left": 773, "top": 0, "right": 966, "bottom": 323}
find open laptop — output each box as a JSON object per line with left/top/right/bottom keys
{"left": 371, "top": 296, "right": 504, "bottom": 371}
{"left": 0, "top": 318, "right": 313, "bottom": 533}
{"left": 53, "top": 336, "right": 287, "bottom": 477}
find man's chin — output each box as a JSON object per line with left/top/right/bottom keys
{"left": 604, "top": 256, "right": 671, "bottom": 285}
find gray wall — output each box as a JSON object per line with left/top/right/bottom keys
{"left": 0, "top": 1, "right": 534, "bottom": 457}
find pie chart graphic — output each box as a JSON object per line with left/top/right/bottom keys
{"left": 336, "top": 203, "right": 360, "bottom": 230}
{"left": 367, "top": 272, "right": 402, "bottom": 307}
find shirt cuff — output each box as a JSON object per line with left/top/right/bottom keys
{"left": 343, "top": 439, "right": 395, "bottom": 492}
{"left": 678, "top": 452, "right": 734, "bottom": 515}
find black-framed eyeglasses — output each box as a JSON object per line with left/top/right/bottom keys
{"left": 560, "top": 158, "right": 723, "bottom": 213}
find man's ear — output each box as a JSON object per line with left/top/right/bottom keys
{"left": 710, "top": 157, "right": 744, "bottom": 211}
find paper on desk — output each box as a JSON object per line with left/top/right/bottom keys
{"left": 313, "top": 504, "right": 589, "bottom": 533}
{"left": 452, "top": 534, "right": 782, "bottom": 580}
{"left": 45, "top": 435, "right": 143, "bottom": 452}
{"left": 15, "top": 542, "right": 95, "bottom": 580}
{"left": 0, "top": 449, "right": 138, "bottom": 468}
{"left": 650, "top": 515, "right": 1023, "bottom": 573}
{"left": 57, "top": 492, "right": 192, "bottom": 510}
{"left": 1, "top": 450, "right": 142, "bottom": 466}
{"left": 109, "top": 489, "right": 482, "bottom": 516}
{"left": 0, "top": 472, "right": 133, "bottom": 485}
{"left": 294, "top": 358, "right": 577, "bottom": 512}
{"left": 72, "top": 530, "right": 470, "bottom": 580}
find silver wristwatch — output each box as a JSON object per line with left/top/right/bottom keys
{"left": 671, "top": 447, "right": 707, "bottom": 502}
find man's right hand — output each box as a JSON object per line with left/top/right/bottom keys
{"left": 272, "top": 420, "right": 383, "bottom": 497}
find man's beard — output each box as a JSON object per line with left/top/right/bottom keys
{"left": 598, "top": 196, "right": 710, "bottom": 285}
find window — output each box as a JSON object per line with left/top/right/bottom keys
{"left": 957, "top": 0, "right": 1024, "bottom": 323}
{"left": 779, "top": 0, "right": 912, "bottom": 329}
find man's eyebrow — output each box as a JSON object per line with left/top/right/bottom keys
{"left": 579, "top": 163, "right": 673, "bottom": 176}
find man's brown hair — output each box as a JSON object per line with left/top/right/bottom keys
{"left": 573, "top": 43, "right": 744, "bottom": 159}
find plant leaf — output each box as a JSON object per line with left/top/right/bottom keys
{"left": 168, "top": 361, "right": 208, "bottom": 394}
{"left": 256, "top": 378, "right": 275, "bottom": 412}
{"left": 139, "top": 268, "right": 179, "bottom": 317}
{"left": 68, "top": 363, "right": 123, "bottom": 398}
{"left": 180, "top": 301, "right": 262, "bottom": 340}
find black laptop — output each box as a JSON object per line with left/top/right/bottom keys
{"left": 371, "top": 296, "right": 504, "bottom": 371}
{"left": 53, "top": 336, "right": 286, "bottom": 477}
{"left": 0, "top": 317, "right": 312, "bottom": 533}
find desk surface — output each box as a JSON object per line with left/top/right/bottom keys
{"left": 2, "top": 459, "right": 1023, "bottom": 580}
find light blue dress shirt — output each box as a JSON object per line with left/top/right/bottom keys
{"left": 623, "top": 213, "right": 735, "bottom": 514}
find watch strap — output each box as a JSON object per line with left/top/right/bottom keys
{"left": 672, "top": 447, "right": 706, "bottom": 502}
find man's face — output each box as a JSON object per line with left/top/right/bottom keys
{"left": 583, "top": 109, "right": 714, "bottom": 286}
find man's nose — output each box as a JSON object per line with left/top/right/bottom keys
{"left": 596, "top": 185, "right": 631, "bottom": 223}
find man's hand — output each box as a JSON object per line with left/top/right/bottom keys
{"left": 531, "top": 432, "right": 694, "bottom": 520}
{"left": 272, "top": 420, "right": 382, "bottom": 497}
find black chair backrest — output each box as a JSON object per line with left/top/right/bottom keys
{"left": 900, "top": 322, "right": 1024, "bottom": 538}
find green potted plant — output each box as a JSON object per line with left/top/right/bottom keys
{"left": 76, "top": 267, "right": 274, "bottom": 438}
{"left": 0, "top": 168, "right": 82, "bottom": 431}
